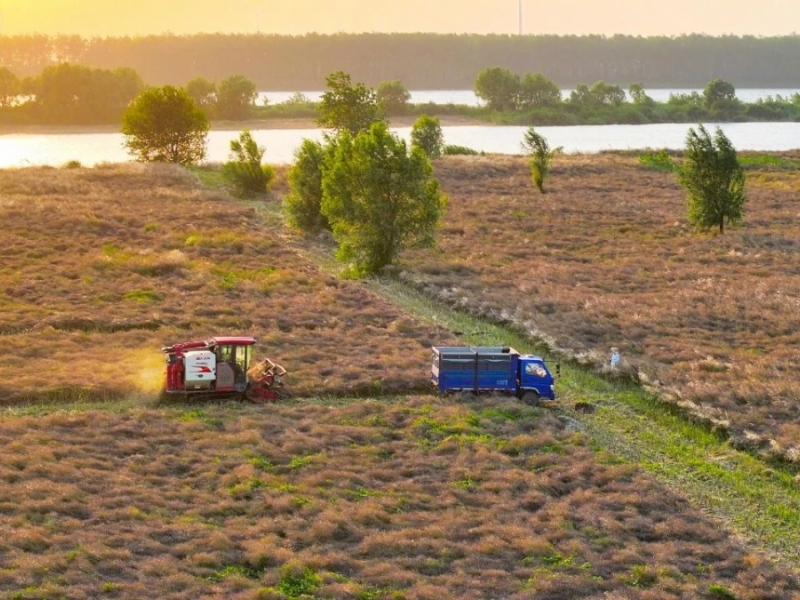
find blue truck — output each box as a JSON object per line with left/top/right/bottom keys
{"left": 431, "top": 346, "right": 556, "bottom": 406}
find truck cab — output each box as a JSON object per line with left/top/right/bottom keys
{"left": 517, "top": 355, "right": 556, "bottom": 403}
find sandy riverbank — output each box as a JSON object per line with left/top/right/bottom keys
{"left": 0, "top": 114, "right": 490, "bottom": 135}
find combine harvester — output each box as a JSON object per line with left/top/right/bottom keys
{"left": 161, "top": 336, "right": 287, "bottom": 402}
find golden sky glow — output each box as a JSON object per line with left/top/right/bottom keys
{"left": 0, "top": 0, "right": 796, "bottom": 37}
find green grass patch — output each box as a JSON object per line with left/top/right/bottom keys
{"left": 189, "top": 165, "right": 227, "bottom": 189}
{"left": 122, "top": 289, "right": 163, "bottom": 303}
{"left": 277, "top": 563, "right": 321, "bottom": 598}
{"left": 740, "top": 155, "right": 800, "bottom": 170}
{"left": 637, "top": 149, "right": 676, "bottom": 172}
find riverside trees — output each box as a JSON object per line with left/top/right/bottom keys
{"left": 286, "top": 72, "right": 446, "bottom": 276}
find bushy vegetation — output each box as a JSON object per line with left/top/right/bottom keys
{"left": 283, "top": 138, "right": 332, "bottom": 232}
{"left": 286, "top": 73, "right": 447, "bottom": 277}
{"left": 637, "top": 149, "right": 677, "bottom": 172}
{"left": 410, "top": 114, "right": 444, "bottom": 159}
{"left": 442, "top": 144, "right": 480, "bottom": 156}
{"left": 321, "top": 122, "right": 447, "bottom": 276}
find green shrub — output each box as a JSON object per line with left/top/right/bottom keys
{"left": 443, "top": 144, "right": 480, "bottom": 156}
{"left": 278, "top": 563, "right": 320, "bottom": 598}
{"left": 638, "top": 149, "right": 676, "bottom": 172}
{"left": 410, "top": 114, "right": 444, "bottom": 158}
{"left": 284, "top": 138, "right": 331, "bottom": 232}
{"left": 708, "top": 584, "right": 738, "bottom": 600}
{"left": 221, "top": 130, "right": 275, "bottom": 197}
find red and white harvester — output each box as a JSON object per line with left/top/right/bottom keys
{"left": 161, "top": 336, "right": 287, "bottom": 402}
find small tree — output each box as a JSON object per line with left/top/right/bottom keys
{"left": 186, "top": 77, "right": 217, "bottom": 110}
{"left": 376, "top": 80, "right": 411, "bottom": 115}
{"left": 217, "top": 74, "right": 257, "bottom": 120}
{"left": 284, "top": 137, "right": 333, "bottom": 233}
{"left": 518, "top": 73, "right": 562, "bottom": 109}
{"left": 221, "top": 130, "right": 275, "bottom": 197}
{"left": 122, "top": 85, "right": 209, "bottom": 165}
{"left": 678, "top": 124, "right": 746, "bottom": 234}
{"left": 703, "top": 79, "right": 736, "bottom": 109}
{"left": 589, "top": 81, "right": 626, "bottom": 106}
{"left": 410, "top": 114, "right": 444, "bottom": 159}
{"left": 321, "top": 122, "right": 447, "bottom": 276}
{"left": 629, "top": 83, "right": 654, "bottom": 106}
{"left": 317, "top": 71, "right": 383, "bottom": 135}
{"left": 522, "top": 127, "right": 562, "bottom": 194}
{"left": 475, "top": 67, "right": 520, "bottom": 111}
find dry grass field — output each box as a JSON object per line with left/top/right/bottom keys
{"left": 2, "top": 396, "right": 799, "bottom": 599}
{"left": 2, "top": 159, "right": 800, "bottom": 598}
{"left": 400, "top": 153, "right": 800, "bottom": 460}
{"left": 0, "top": 164, "right": 455, "bottom": 404}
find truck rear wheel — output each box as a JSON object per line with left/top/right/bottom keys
{"left": 460, "top": 390, "right": 478, "bottom": 402}
{"left": 521, "top": 391, "right": 540, "bottom": 407}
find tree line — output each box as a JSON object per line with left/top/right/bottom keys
{"left": 471, "top": 69, "right": 800, "bottom": 124}
{"left": 2, "top": 33, "right": 800, "bottom": 89}
{"left": 4, "top": 60, "right": 800, "bottom": 127}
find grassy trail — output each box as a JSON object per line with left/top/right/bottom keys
{"left": 363, "top": 277, "right": 800, "bottom": 569}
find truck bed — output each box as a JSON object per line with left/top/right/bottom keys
{"left": 431, "top": 346, "right": 519, "bottom": 393}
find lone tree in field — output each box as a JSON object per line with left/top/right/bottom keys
{"left": 678, "top": 124, "right": 746, "bottom": 234}
{"left": 221, "top": 130, "right": 275, "bottom": 198}
{"left": 321, "top": 122, "right": 447, "bottom": 276}
{"left": 122, "top": 85, "right": 208, "bottom": 165}
{"left": 317, "top": 71, "right": 383, "bottom": 135}
{"left": 522, "top": 127, "right": 562, "bottom": 194}
{"left": 410, "top": 114, "right": 444, "bottom": 159}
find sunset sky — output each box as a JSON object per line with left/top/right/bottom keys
{"left": 0, "top": 0, "right": 795, "bottom": 37}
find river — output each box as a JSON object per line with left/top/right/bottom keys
{"left": 3, "top": 89, "right": 800, "bottom": 168}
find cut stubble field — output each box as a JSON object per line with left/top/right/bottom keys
{"left": 0, "top": 164, "right": 455, "bottom": 403}
{"left": 2, "top": 397, "right": 799, "bottom": 599}
{"left": 402, "top": 152, "right": 800, "bottom": 459}
{"left": 2, "top": 158, "right": 800, "bottom": 598}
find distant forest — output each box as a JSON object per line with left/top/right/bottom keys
{"left": 2, "top": 33, "right": 800, "bottom": 90}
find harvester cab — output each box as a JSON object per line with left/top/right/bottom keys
{"left": 161, "top": 336, "right": 286, "bottom": 402}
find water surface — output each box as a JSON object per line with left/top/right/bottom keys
{"left": 3, "top": 122, "right": 800, "bottom": 168}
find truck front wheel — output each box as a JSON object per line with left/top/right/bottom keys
{"left": 521, "top": 391, "right": 540, "bottom": 407}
